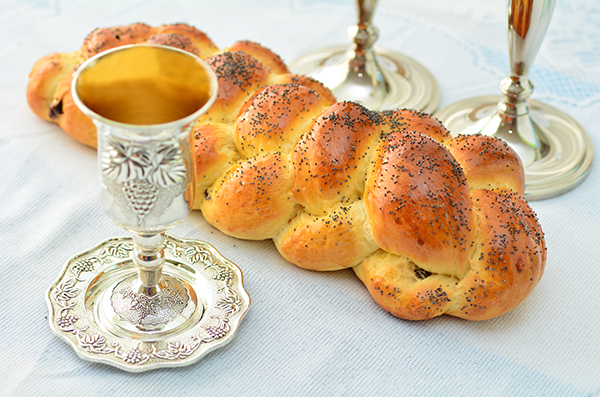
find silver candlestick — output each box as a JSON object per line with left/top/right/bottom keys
{"left": 290, "top": 0, "right": 439, "bottom": 112}
{"left": 46, "top": 44, "right": 250, "bottom": 371}
{"left": 435, "top": 0, "right": 593, "bottom": 200}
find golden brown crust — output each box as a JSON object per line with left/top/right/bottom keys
{"left": 192, "top": 123, "right": 239, "bottom": 209}
{"left": 55, "top": 87, "right": 97, "bottom": 148}
{"left": 364, "top": 130, "right": 474, "bottom": 278}
{"left": 269, "top": 74, "right": 337, "bottom": 107}
{"left": 199, "top": 51, "right": 271, "bottom": 125}
{"left": 191, "top": 84, "right": 545, "bottom": 318}
{"left": 446, "top": 134, "right": 525, "bottom": 195}
{"left": 292, "top": 102, "right": 384, "bottom": 215}
{"left": 382, "top": 108, "right": 451, "bottom": 144}
{"left": 353, "top": 251, "right": 460, "bottom": 321}
{"left": 154, "top": 23, "right": 219, "bottom": 57}
{"left": 202, "top": 152, "right": 297, "bottom": 240}
{"left": 447, "top": 189, "right": 546, "bottom": 319}
{"left": 235, "top": 84, "right": 327, "bottom": 157}
{"left": 227, "top": 40, "right": 289, "bottom": 74}
{"left": 146, "top": 33, "right": 201, "bottom": 56}
{"left": 81, "top": 23, "right": 154, "bottom": 59}
{"left": 27, "top": 52, "right": 79, "bottom": 122}
{"left": 354, "top": 189, "right": 545, "bottom": 321}
{"left": 275, "top": 201, "right": 378, "bottom": 271}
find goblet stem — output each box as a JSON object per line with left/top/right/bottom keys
{"left": 132, "top": 232, "right": 166, "bottom": 294}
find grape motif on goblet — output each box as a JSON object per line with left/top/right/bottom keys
{"left": 435, "top": 0, "right": 593, "bottom": 200}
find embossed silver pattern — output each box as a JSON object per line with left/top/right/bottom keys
{"left": 98, "top": 130, "right": 192, "bottom": 230}
{"left": 110, "top": 274, "right": 190, "bottom": 328}
{"left": 64, "top": 45, "right": 234, "bottom": 350}
{"left": 47, "top": 234, "right": 250, "bottom": 372}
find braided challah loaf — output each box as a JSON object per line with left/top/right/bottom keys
{"left": 27, "top": 23, "right": 546, "bottom": 321}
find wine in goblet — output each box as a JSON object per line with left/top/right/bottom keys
{"left": 47, "top": 44, "right": 250, "bottom": 371}
{"left": 290, "top": 0, "right": 439, "bottom": 112}
{"left": 435, "top": 0, "right": 593, "bottom": 200}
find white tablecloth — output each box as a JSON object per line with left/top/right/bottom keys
{"left": 1, "top": 0, "right": 599, "bottom": 396}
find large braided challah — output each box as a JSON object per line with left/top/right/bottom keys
{"left": 27, "top": 23, "right": 546, "bottom": 321}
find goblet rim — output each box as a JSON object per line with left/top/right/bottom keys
{"left": 70, "top": 43, "right": 218, "bottom": 131}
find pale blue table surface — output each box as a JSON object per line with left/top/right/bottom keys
{"left": 1, "top": 0, "right": 599, "bottom": 396}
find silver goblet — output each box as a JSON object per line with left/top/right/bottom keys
{"left": 435, "top": 0, "right": 594, "bottom": 200}
{"left": 290, "top": 0, "right": 439, "bottom": 112}
{"left": 47, "top": 44, "right": 250, "bottom": 371}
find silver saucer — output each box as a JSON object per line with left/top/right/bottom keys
{"left": 46, "top": 234, "right": 250, "bottom": 372}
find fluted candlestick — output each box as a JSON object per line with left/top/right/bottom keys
{"left": 435, "top": 0, "right": 593, "bottom": 200}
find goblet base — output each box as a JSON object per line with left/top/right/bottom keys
{"left": 290, "top": 45, "right": 439, "bottom": 113}
{"left": 435, "top": 95, "right": 594, "bottom": 200}
{"left": 47, "top": 234, "right": 250, "bottom": 372}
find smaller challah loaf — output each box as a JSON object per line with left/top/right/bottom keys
{"left": 193, "top": 85, "right": 546, "bottom": 321}
{"left": 26, "top": 23, "right": 335, "bottom": 147}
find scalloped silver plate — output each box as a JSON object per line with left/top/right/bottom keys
{"left": 46, "top": 234, "right": 250, "bottom": 372}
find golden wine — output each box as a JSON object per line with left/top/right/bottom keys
{"left": 75, "top": 45, "right": 214, "bottom": 125}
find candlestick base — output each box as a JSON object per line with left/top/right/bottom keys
{"left": 291, "top": 45, "right": 439, "bottom": 113}
{"left": 435, "top": 95, "right": 594, "bottom": 200}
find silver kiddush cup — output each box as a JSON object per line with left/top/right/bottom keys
{"left": 47, "top": 44, "right": 250, "bottom": 372}
{"left": 72, "top": 45, "right": 217, "bottom": 332}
